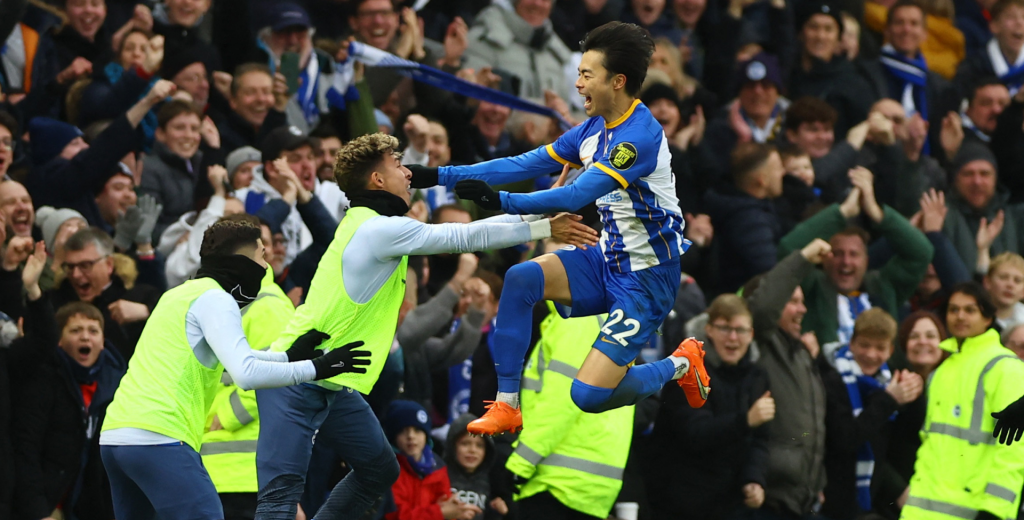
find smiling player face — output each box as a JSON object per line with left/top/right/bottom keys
{"left": 576, "top": 50, "right": 620, "bottom": 119}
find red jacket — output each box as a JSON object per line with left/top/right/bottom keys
{"left": 386, "top": 454, "right": 451, "bottom": 520}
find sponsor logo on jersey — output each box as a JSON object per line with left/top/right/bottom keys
{"left": 609, "top": 142, "right": 638, "bottom": 170}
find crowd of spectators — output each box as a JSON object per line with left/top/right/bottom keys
{"left": 4, "top": 0, "right": 1024, "bottom": 519}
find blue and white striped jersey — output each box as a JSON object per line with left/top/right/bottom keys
{"left": 439, "top": 99, "right": 685, "bottom": 273}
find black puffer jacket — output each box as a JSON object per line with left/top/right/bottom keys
{"left": 705, "top": 185, "right": 783, "bottom": 296}
{"left": 789, "top": 56, "right": 877, "bottom": 139}
{"left": 647, "top": 342, "right": 771, "bottom": 520}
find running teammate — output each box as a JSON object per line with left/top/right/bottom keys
{"left": 254, "top": 133, "right": 598, "bottom": 520}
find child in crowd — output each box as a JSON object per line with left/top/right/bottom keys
{"left": 984, "top": 252, "right": 1024, "bottom": 331}
{"left": 445, "top": 414, "right": 507, "bottom": 520}
{"left": 385, "top": 401, "right": 482, "bottom": 520}
{"left": 780, "top": 145, "right": 816, "bottom": 187}
{"left": 776, "top": 144, "right": 825, "bottom": 229}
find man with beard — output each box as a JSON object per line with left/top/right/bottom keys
{"left": 940, "top": 143, "right": 1024, "bottom": 273}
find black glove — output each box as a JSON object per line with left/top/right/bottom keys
{"left": 511, "top": 473, "right": 528, "bottom": 494}
{"left": 455, "top": 180, "right": 502, "bottom": 211}
{"left": 406, "top": 164, "right": 439, "bottom": 189}
{"left": 992, "top": 394, "right": 1024, "bottom": 445}
{"left": 312, "top": 341, "right": 371, "bottom": 379}
{"left": 976, "top": 511, "right": 1000, "bottom": 520}
{"left": 287, "top": 329, "right": 330, "bottom": 362}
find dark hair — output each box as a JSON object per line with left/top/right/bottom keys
{"left": 56, "top": 301, "right": 104, "bottom": 331}
{"left": 945, "top": 281, "right": 999, "bottom": 325}
{"left": 65, "top": 227, "right": 115, "bottom": 256}
{"left": 475, "top": 268, "right": 504, "bottom": 301}
{"left": 200, "top": 219, "right": 262, "bottom": 258}
{"left": 897, "top": 310, "right": 948, "bottom": 351}
{"left": 784, "top": 97, "right": 838, "bottom": 132}
{"left": 992, "top": 0, "right": 1024, "bottom": 20}
{"left": 218, "top": 213, "right": 261, "bottom": 227}
{"left": 730, "top": 142, "right": 775, "bottom": 186}
{"left": 310, "top": 122, "right": 339, "bottom": 140}
{"left": 431, "top": 204, "right": 470, "bottom": 224}
{"left": 333, "top": 133, "right": 401, "bottom": 194}
{"left": 231, "top": 63, "right": 273, "bottom": 97}
{"left": 580, "top": 22, "right": 655, "bottom": 97}
{"left": 0, "top": 110, "right": 18, "bottom": 137}
{"left": 886, "top": 0, "right": 926, "bottom": 25}
{"left": 157, "top": 99, "right": 202, "bottom": 129}
{"left": 778, "top": 143, "right": 809, "bottom": 162}
{"left": 969, "top": 76, "right": 1008, "bottom": 105}
{"left": 351, "top": 0, "right": 397, "bottom": 13}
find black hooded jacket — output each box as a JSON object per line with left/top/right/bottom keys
{"left": 445, "top": 413, "right": 496, "bottom": 520}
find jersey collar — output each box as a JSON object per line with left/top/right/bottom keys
{"left": 605, "top": 99, "right": 641, "bottom": 129}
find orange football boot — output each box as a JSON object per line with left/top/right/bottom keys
{"left": 466, "top": 400, "right": 523, "bottom": 435}
{"left": 673, "top": 337, "right": 711, "bottom": 407}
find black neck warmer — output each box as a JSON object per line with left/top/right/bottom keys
{"left": 349, "top": 189, "right": 410, "bottom": 217}
{"left": 196, "top": 254, "right": 266, "bottom": 308}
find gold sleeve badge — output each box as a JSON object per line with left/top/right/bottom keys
{"left": 609, "top": 143, "right": 638, "bottom": 170}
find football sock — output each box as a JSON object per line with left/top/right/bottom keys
{"left": 491, "top": 261, "right": 546, "bottom": 396}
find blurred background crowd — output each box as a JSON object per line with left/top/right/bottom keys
{"left": 3, "top": 0, "right": 1024, "bottom": 519}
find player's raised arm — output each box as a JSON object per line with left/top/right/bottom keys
{"left": 408, "top": 124, "right": 586, "bottom": 188}
{"left": 364, "top": 212, "right": 598, "bottom": 259}
{"left": 456, "top": 167, "right": 621, "bottom": 214}
{"left": 456, "top": 136, "right": 654, "bottom": 214}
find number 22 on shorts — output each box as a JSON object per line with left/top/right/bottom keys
{"left": 600, "top": 309, "right": 640, "bottom": 346}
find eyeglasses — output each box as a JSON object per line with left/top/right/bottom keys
{"left": 0, "top": 138, "right": 12, "bottom": 151}
{"left": 710, "top": 323, "right": 753, "bottom": 336}
{"left": 62, "top": 256, "right": 107, "bottom": 274}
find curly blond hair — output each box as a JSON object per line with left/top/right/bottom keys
{"left": 333, "top": 133, "right": 401, "bottom": 194}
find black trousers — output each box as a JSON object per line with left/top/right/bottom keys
{"left": 220, "top": 492, "right": 257, "bottom": 520}
{"left": 517, "top": 492, "right": 603, "bottom": 520}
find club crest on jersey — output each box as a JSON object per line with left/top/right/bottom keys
{"left": 610, "top": 143, "right": 638, "bottom": 170}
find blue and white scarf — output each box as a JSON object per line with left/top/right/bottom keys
{"left": 835, "top": 345, "right": 893, "bottom": 512}
{"left": 332, "top": 42, "right": 571, "bottom": 129}
{"left": 880, "top": 44, "right": 930, "bottom": 154}
{"left": 295, "top": 53, "right": 321, "bottom": 127}
{"left": 960, "top": 109, "right": 992, "bottom": 142}
{"left": 987, "top": 38, "right": 1024, "bottom": 96}
{"left": 837, "top": 293, "right": 872, "bottom": 346}
{"left": 256, "top": 40, "right": 326, "bottom": 128}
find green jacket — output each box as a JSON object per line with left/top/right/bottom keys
{"left": 942, "top": 189, "right": 1024, "bottom": 274}
{"left": 777, "top": 204, "right": 933, "bottom": 346}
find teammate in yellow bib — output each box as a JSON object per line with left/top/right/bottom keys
{"left": 100, "top": 219, "right": 366, "bottom": 520}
